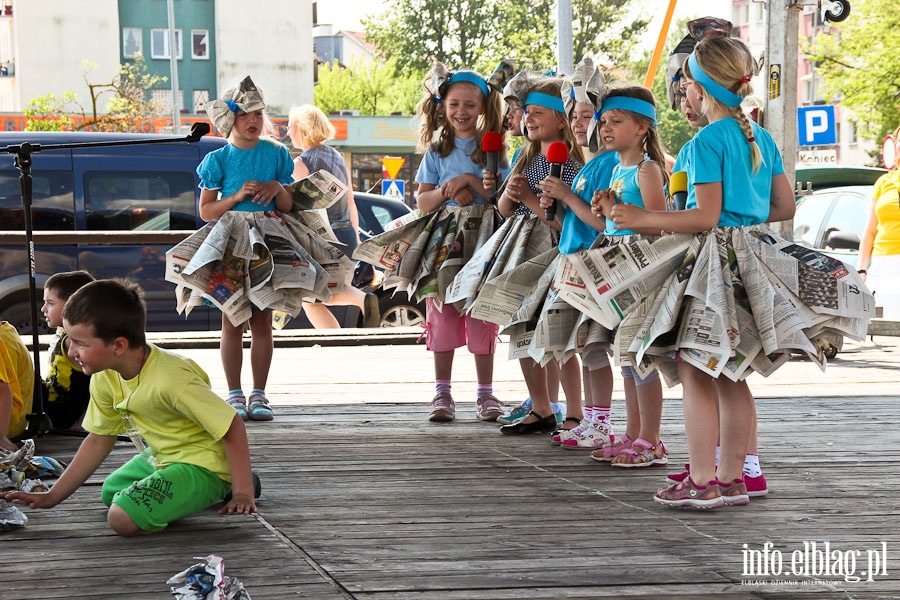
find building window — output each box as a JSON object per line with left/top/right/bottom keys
{"left": 123, "top": 27, "right": 142, "bottom": 59}
{"left": 191, "top": 30, "right": 209, "bottom": 60}
{"left": 150, "top": 29, "right": 183, "bottom": 60}
{"left": 849, "top": 121, "right": 858, "bottom": 145}
{"left": 193, "top": 90, "right": 210, "bottom": 113}
{"left": 152, "top": 89, "right": 174, "bottom": 114}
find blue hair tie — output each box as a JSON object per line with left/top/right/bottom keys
{"left": 569, "top": 88, "right": 576, "bottom": 99}
{"left": 434, "top": 95, "right": 442, "bottom": 105}
{"left": 448, "top": 72, "right": 490, "bottom": 97}
{"left": 224, "top": 99, "right": 240, "bottom": 113}
{"left": 600, "top": 96, "right": 657, "bottom": 126}
{"left": 593, "top": 111, "right": 601, "bottom": 120}
{"left": 687, "top": 53, "right": 744, "bottom": 108}
{"left": 524, "top": 92, "right": 566, "bottom": 115}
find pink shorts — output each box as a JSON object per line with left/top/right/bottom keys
{"left": 425, "top": 298, "right": 498, "bottom": 354}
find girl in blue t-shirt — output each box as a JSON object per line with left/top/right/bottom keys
{"left": 604, "top": 37, "right": 798, "bottom": 509}
{"left": 586, "top": 86, "right": 668, "bottom": 466}
{"left": 535, "top": 59, "right": 619, "bottom": 451}
{"left": 195, "top": 76, "right": 294, "bottom": 422}
{"left": 410, "top": 63, "right": 509, "bottom": 423}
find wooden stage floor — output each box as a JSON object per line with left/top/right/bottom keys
{"left": 3, "top": 338, "right": 900, "bottom": 599}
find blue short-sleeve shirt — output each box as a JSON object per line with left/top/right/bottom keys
{"left": 689, "top": 119, "right": 785, "bottom": 227}
{"left": 197, "top": 139, "right": 294, "bottom": 213}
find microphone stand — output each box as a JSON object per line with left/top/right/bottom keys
{"left": 4, "top": 123, "right": 210, "bottom": 439}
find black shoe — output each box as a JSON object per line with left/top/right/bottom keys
{"left": 224, "top": 472, "right": 261, "bottom": 502}
{"left": 500, "top": 410, "right": 557, "bottom": 435}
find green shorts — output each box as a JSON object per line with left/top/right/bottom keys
{"left": 101, "top": 455, "right": 230, "bottom": 532}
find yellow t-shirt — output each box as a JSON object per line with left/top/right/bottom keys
{"left": 83, "top": 344, "right": 237, "bottom": 481}
{"left": 0, "top": 322, "right": 34, "bottom": 439}
{"left": 872, "top": 171, "right": 900, "bottom": 256}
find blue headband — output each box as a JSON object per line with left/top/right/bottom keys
{"left": 600, "top": 96, "right": 657, "bottom": 126}
{"left": 524, "top": 92, "right": 566, "bottom": 115}
{"left": 687, "top": 53, "right": 744, "bottom": 108}
{"left": 448, "top": 72, "right": 490, "bottom": 97}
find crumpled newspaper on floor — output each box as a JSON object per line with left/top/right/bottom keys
{"left": 1, "top": 440, "right": 64, "bottom": 531}
{"left": 168, "top": 554, "right": 250, "bottom": 600}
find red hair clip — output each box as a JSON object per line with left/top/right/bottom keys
{"left": 740, "top": 74, "right": 752, "bottom": 83}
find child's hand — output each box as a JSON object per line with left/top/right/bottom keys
{"left": 440, "top": 175, "right": 471, "bottom": 201}
{"left": 218, "top": 493, "right": 258, "bottom": 516}
{"left": 250, "top": 181, "right": 285, "bottom": 207}
{"left": 482, "top": 169, "right": 498, "bottom": 193}
{"left": 453, "top": 188, "right": 476, "bottom": 206}
{"left": 0, "top": 489, "right": 59, "bottom": 509}
{"left": 609, "top": 203, "right": 647, "bottom": 230}
{"left": 538, "top": 175, "right": 569, "bottom": 205}
{"left": 504, "top": 174, "right": 529, "bottom": 204}
{"left": 591, "top": 189, "right": 616, "bottom": 219}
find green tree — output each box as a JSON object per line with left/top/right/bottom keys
{"left": 363, "top": 0, "right": 648, "bottom": 76}
{"left": 315, "top": 58, "right": 423, "bottom": 116}
{"left": 807, "top": 0, "right": 900, "bottom": 142}
{"left": 24, "top": 55, "right": 166, "bottom": 132}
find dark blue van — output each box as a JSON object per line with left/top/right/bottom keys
{"left": 0, "top": 131, "right": 227, "bottom": 333}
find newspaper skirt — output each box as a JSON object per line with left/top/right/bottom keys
{"left": 560, "top": 225, "right": 875, "bottom": 386}
{"left": 446, "top": 212, "right": 558, "bottom": 320}
{"left": 516, "top": 235, "right": 643, "bottom": 366}
{"left": 352, "top": 204, "right": 503, "bottom": 305}
{"left": 165, "top": 210, "right": 353, "bottom": 327}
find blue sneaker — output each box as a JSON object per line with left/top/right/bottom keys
{"left": 497, "top": 397, "right": 532, "bottom": 424}
{"left": 551, "top": 403, "right": 565, "bottom": 426}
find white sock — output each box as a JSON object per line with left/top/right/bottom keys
{"left": 715, "top": 445, "right": 721, "bottom": 465}
{"left": 592, "top": 405, "right": 611, "bottom": 429}
{"left": 743, "top": 454, "right": 762, "bottom": 478}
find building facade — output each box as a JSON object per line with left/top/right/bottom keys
{"left": 0, "top": 0, "right": 314, "bottom": 120}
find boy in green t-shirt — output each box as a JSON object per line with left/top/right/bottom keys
{"left": 1, "top": 279, "right": 258, "bottom": 536}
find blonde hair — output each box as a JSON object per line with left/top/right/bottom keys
{"left": 601, "top": 86, "right": 669, "bottom": 191}
{"left": 288, "top": 104, "right": 336, "bottom": 147}
{"left": 416, "top": 68, "right": 505, "bottom": 166}
{"left": 684, "top": 36, "right": 761, "bottom": 172}
{"left": 510, "top": 76, "right": 585, "bottom": 178}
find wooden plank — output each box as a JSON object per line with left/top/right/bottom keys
{"left": 3, "top": 338, "right": 900, "bottom": 599}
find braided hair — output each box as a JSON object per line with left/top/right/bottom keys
{"left": 684, "top": 36, "right": 761, "bottom": 173}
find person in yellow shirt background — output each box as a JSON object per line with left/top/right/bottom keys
{"left": 857, "top": 163, "right": 900, "bottom": 319}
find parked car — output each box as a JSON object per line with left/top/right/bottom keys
{"left": 0, "top": 131, "right": 227, "bottom": 334}
{"left": 793, "top": 185, "right": 871, "bottom": 262}
{"left": 353, "top": 192, "right": 426, "bottom": 328}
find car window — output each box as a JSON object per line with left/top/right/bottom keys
{"left": 370, "top": 205, "right": 397, "bottom": 232}
{"left": 794, "top": 193, "right": 834, "bottom": 247}
{"left": 823, "top": 192, "right": 868, "bottom": 241}
{"left": 0, "top": 171, "right": 75, "bottom": 230}
{"left": 84, "top": 171, "right": 197, "bottom": 231}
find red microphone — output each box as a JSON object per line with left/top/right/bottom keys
{"left": 481, "top": 131, "right": 504, "bottom": 203}
{"left": 545, "top": 141, "right": 568, "bottom": 220}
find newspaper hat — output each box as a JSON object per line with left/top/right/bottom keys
{"left": 665, "top": 16, "right": 733, "bottom": 111}
{"left": 206, "top": 75, "right": 267, "bottom": 138}
{"left": 487, "top": 59, "right": 516, "bottom": 93}
{"left": 502, "top": 71, "right": 530, "bottom": 106}
{"left": 561, "top": 57, "right": 606, "bottom": 153}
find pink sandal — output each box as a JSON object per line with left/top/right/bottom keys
{"left": 654, "top": 477, "right": 724, "bottom": 510}
{"left": 590, "top": 433, "right": 633, "bottom": 462}
{"left": 718, "top": 478, "right": 750, "bottom": 506}
{"left": 611, "top": 438, "right": 668, "bottom": 468}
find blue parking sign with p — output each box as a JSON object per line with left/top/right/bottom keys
{"left": 797, "top": 106, "right": 836, "bottom": 147}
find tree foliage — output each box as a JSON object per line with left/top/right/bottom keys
{"left": 315, "top": 58, "right": 423, "bottom": 116}
{"left": 362, "top": 0, "right": 648, "bottom": 76}
{"left": 24, "top": 55, "right": 166, "bottom": 132}
{"left": 807, "top": 0, "right": 900, "bottom": 142}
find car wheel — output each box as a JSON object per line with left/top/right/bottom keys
{"left": 378, "top": 296, "right": 425, "bottom": 327}
{"left": 0, "top": 299, "right": 54, "bottom": 336}
{"left": 823, "top": 342, "right": 839, "bottom": 360}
